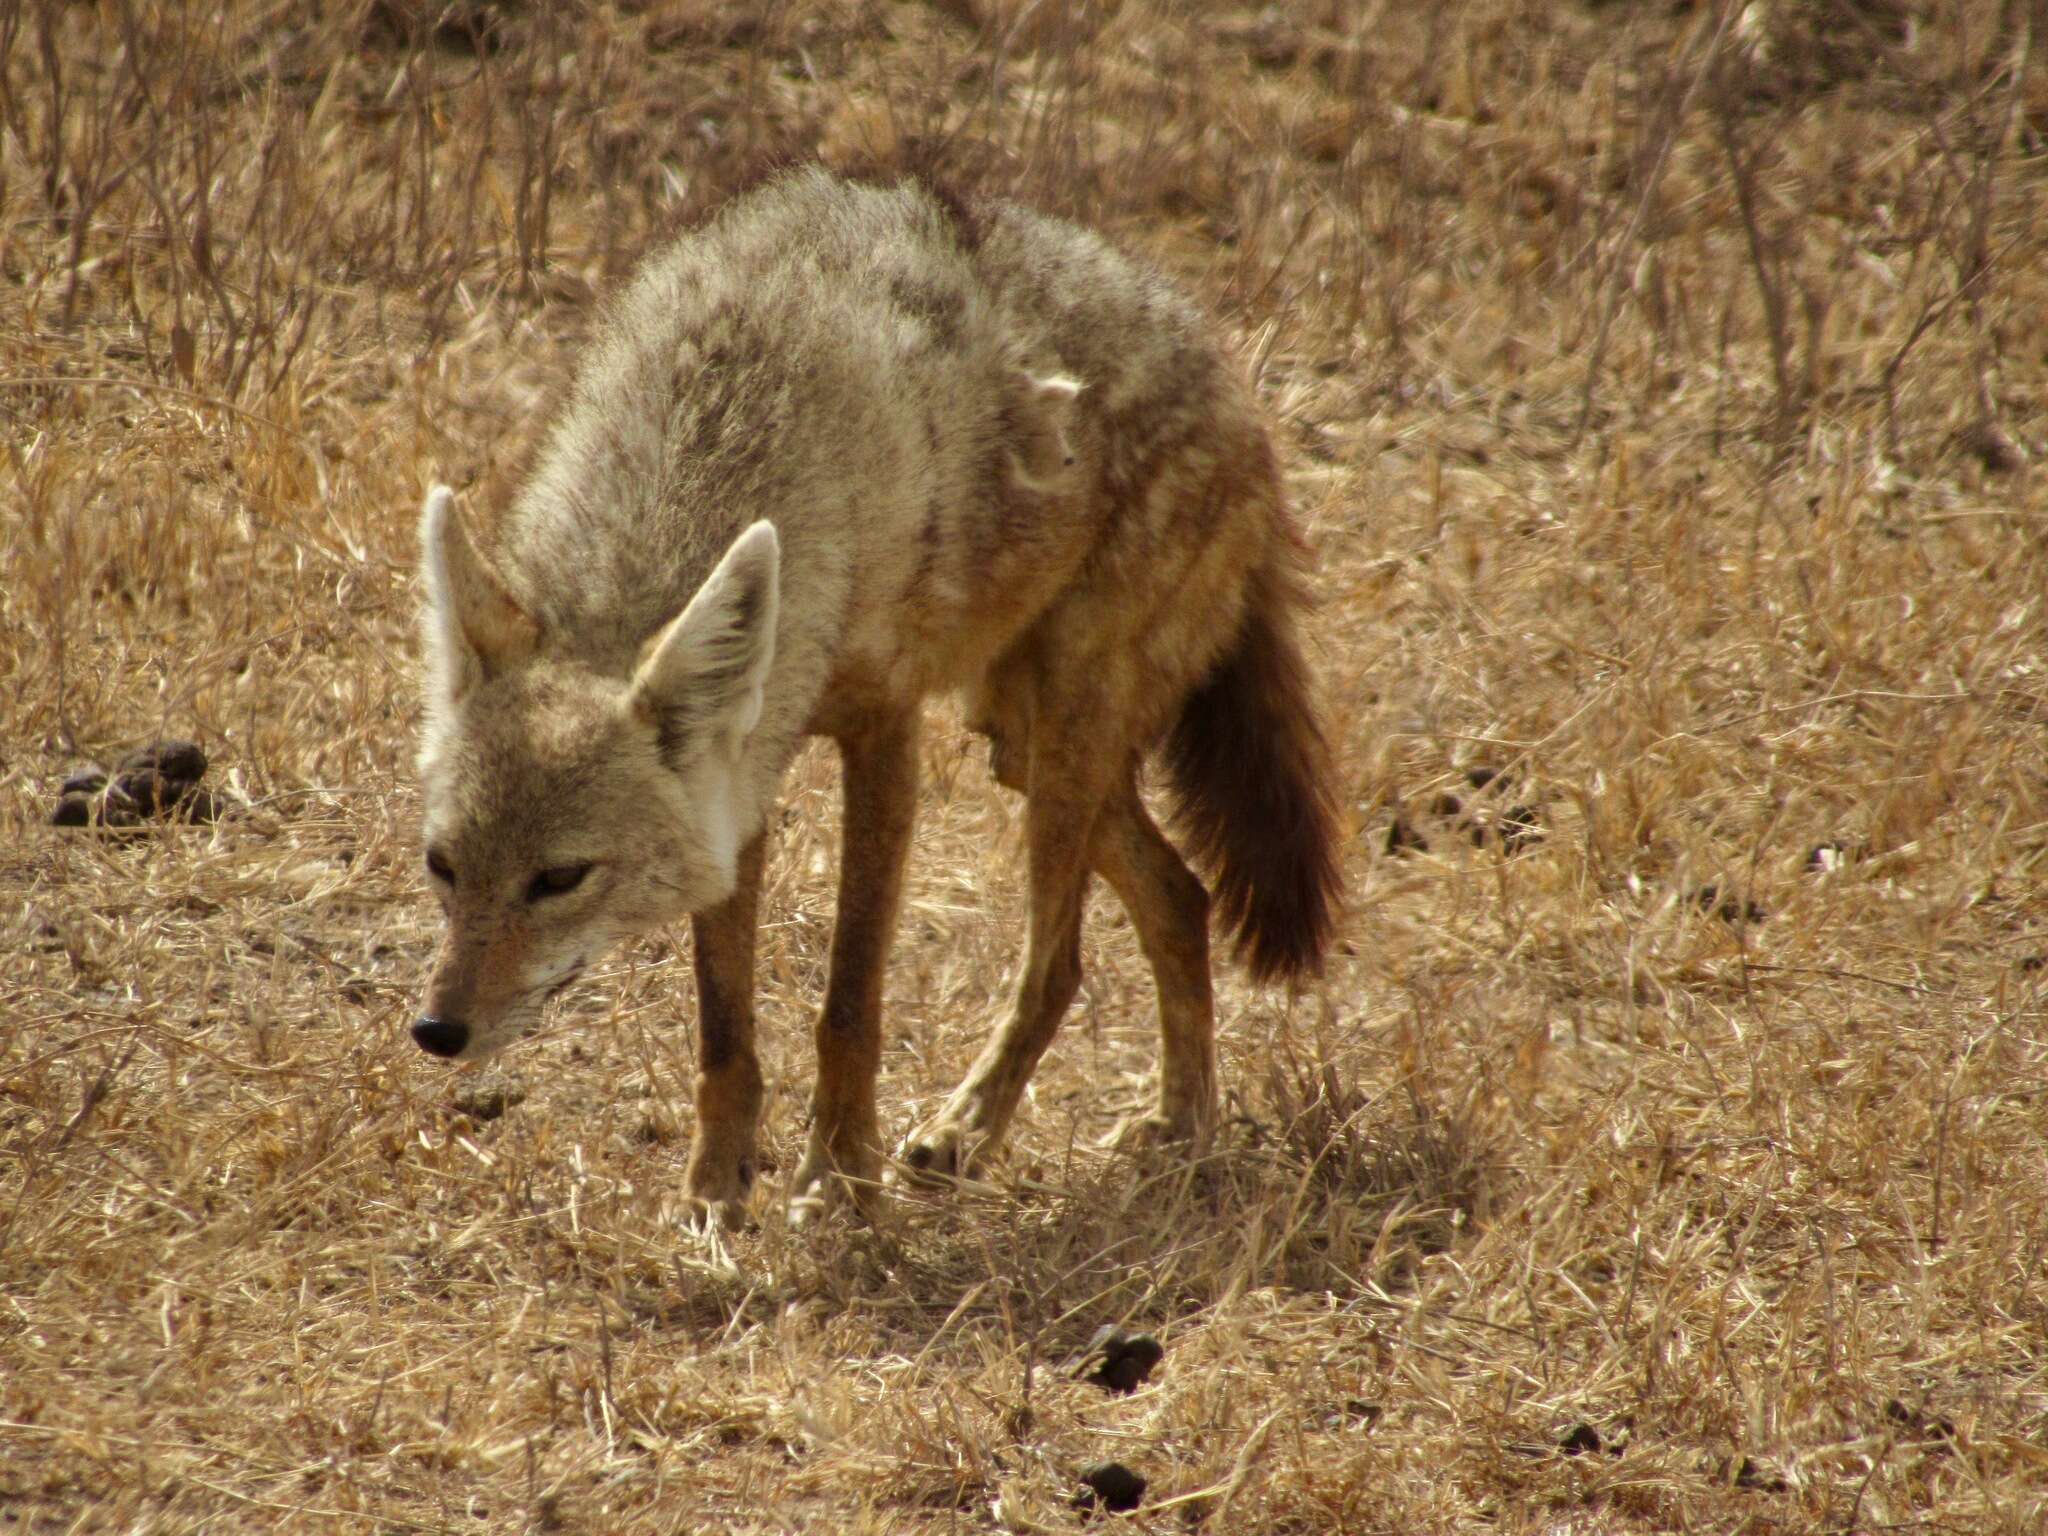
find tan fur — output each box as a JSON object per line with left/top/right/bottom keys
{"left": 414, "top": 168, "right": 1340, "bottom": 1225}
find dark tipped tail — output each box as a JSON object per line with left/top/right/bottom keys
{"left": 1164, "top": 551, "right": 1343, "bottom": 984}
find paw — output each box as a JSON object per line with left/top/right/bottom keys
{"left": 680, "top": 1194, "right": 747, "bottom": 1233}
{"left": 897, "top": 1118, "right": 981, "bottom": 1185}
{"left": 785, "top": 1177, "right": 831, "bottom": 1231}
{"left": 1107, "top": 1112, "right": 1190, "bottom": 1153}
{"left": 787, "top": 1138, "right": 882, "bottom": 1228}
{"left": 681, "top": 1148, "right": 756, "bottom": 1232}
{"left": 1107, "top": 1106, "right": 1209, "bottom": 1159}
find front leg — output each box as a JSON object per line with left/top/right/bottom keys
{"left": 789, "top": 710, "right": 920, "bottom": 1221}
{"left": 682, "top": 832, "right": 765, "bottom": 1229}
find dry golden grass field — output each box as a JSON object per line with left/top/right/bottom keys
{"left": 6, "top": 1, "right": 2048, "bottom": 1530}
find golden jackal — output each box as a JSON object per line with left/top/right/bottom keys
{"left": 414, "top": 168, "right": 1340, "bottom": 1224}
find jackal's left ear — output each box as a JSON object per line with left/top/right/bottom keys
{"left": 629, "top": 521, "right": 780, "bottom": 760}
{"left": 419, "top": 486, "right": 539, "bottom": 706}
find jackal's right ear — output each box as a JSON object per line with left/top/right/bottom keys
{"left": 628, "top": 520, "right": 780, "bottom": 762}
{"left": 418, "top": 485, "right": 539, "bottom": 705}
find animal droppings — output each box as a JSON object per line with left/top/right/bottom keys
{"left": 51, "top": 740, "right": 229, "bottom": 829}
{"left": 1883, "top": 1398, "right": 1956, "bottom": 1447}
{"left": 1497, "top": 803, "right": 1544, "bottom": 851}
{"left": 117, "top": 740, "right": 209, "bottom": 788}
{"left": 1384, "top": 814, "right": 1427, "bottom": 856}
{"left": 1692, "top": 884, "right": 1766, "bottom": 925}
{"left": 50, "top": 793, "right": 96, "bottom": 827}
{"left": 1072, "top": 1462, "right": 1146, "bottom": 1513}
{"left": 1733, "top": 1456, "right": 1789, "bottom": 1493}
{"left": 1958, "top": 417, "right": 2026, "bottom": 473}
{"left": 1076, "top": 1327, "right": 1163, "bottom": 1394}
{"left": 1395, "top": 769, "right": 1544, "bottom": 854}
{"left": 1558, "top": 1422, "right": 1603, "bottom": 1456}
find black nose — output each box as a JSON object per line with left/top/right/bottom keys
{"left": 411, "top": 1016, "right": 470, "bottom": 1058}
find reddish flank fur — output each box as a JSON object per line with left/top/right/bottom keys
{"left": 1166, "top": 548, "right": 1342, "bottom": 984}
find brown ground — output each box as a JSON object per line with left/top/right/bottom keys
{"left": 5, "top": 2, "right": 2047, "bottom": 1531}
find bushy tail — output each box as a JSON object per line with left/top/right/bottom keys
{"left": 1164, "top": 550, "right": 1343, "bottom": 984}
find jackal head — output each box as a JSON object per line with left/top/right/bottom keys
{"left": 410, "top": 486, "right": 778, "bottom": 1061}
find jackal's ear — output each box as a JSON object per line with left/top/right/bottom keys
{"left": 419, "top": 485, "right": 539, "bottom": 705}
{"left": 628, "top": 520, "right": 779, "bottom": 761}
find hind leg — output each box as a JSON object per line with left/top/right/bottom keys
{"left": 901, "top": 691, "right": 1114, "bottom": 1179}
{"left": 1092, "top": 778, "right": 1217, "bottom": 1149}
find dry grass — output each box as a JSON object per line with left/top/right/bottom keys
{"left": 6, "top": 1, "right": 2048, "bottom": 1529}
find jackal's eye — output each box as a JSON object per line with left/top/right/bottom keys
{"left": 425, "top": 849, "right": 454, "bottom": 884}
{"left": 528, "top": 863, "right": 592, "bottom": 902}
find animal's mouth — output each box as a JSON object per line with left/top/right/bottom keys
{"left": 543, "top": 962, "right": 586, "bottom": 1003}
